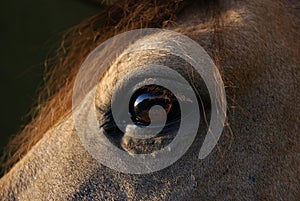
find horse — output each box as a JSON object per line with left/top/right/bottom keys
{"left": 0, "top": 0, "right": 299, "bottom": 200}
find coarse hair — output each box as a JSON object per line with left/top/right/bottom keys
{"left": 0, "top": 0, "right": 200, "bottom": 175}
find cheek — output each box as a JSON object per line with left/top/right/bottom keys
{"left": 75, "top": 146, "right": 202, "bottom": 200}
{"left": 75, "top": 119, "right": 211, "bottom": 199}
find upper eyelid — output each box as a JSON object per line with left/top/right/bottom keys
{"left": 94, "top": 49, "right": 211, "bottom": 115}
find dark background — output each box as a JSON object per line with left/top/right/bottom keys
{"left": 0, "top": 0, "right": 101, "bottom": 153}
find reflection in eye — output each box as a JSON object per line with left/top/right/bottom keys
{"left": 99, "top": 81, "right": 208, "bottom": 155}
{"left": 129, "top": 85, "right": 180, "bottom": 127}
{"left": 99, "top": 84, "right": 182, "bottom": 154}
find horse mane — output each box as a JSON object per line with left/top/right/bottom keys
{"left": 0, "top": 0, "right": 197, "bottom": 175}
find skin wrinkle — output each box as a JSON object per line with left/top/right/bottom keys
{"left": 97, "top": 51, "right": 210, "bottom": 154}
{"left": 1, "top": 0, "right": 300, "bottom": 200}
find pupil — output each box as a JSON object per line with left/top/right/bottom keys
{"left": 129, "top": 85, "right": 179, "bottom": 126}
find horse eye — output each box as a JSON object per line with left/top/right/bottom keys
{"left": 129, "top": 85, "right": 181, "bottom": 127}
{"left": 100, "top": 84, "right": 183, "bottom": 154}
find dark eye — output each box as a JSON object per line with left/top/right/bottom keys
{"left": 129, "top": 85, "right": 181, "bottom": 127}
{"left": 100, "top": 85, "right": 182, "bottom": 154}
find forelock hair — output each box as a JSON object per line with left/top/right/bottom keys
{"left": 0, "top": 0, "right": 195, "bottom": 175}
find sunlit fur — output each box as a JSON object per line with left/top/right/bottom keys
{"left": 0, "top": 0, "right": 299, "bottom": 200}
{"left": 0, "top": 0, "right": 188, "bottom": 174}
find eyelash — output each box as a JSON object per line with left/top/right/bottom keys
{"left": 98, "top": 106, "right": 117, "bottom": 131}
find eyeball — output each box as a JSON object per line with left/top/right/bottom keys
{"left": 72, "top": 28, "right": 227, "bottom": 174}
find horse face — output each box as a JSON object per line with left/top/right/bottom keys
{"left": 1, "top": 0, "right": 299, "bottom": 200}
